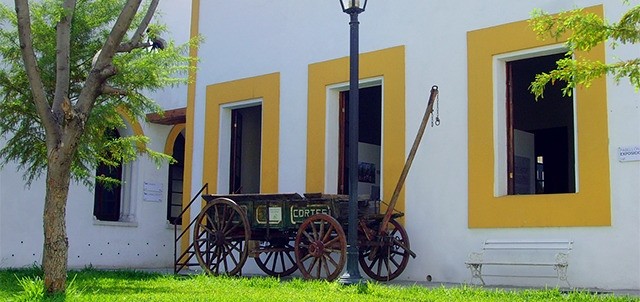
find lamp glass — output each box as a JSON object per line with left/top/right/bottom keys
{"left": 341, "top": 0, "right": 361, "bottom": 9}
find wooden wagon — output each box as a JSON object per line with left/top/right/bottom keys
{"left": 193, "top": 193, "right": 413, "bottom": 281}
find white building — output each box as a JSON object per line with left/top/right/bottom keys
{"left": 1, "top": 0, "right": 639, "bottom": 291}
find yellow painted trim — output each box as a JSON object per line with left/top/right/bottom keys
{"left": 181, "top": 0, "right": 200, "bottom": 255}
{"left": 306, "top": 46, "right": 406, "bottom": 214}
{"left": 164, "top": 124, "right": 186, "bottom": 155}
{"left": 467, "top": 5, "right": 611, "bottom": 228}
{"left": 203, "top": 73, "right": 280, "bottom": 193}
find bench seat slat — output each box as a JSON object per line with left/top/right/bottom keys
{"left": 465, "top": 261, "right": 561, "bottom": 266}
{"left": 481, "top": 274, "right": 560, "bottom": 279}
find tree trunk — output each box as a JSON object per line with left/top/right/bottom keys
{"left": 42, "top": 149, "right": 72, "bottom": 294}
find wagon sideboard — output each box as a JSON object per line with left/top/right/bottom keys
{"left": 201, "top": 193, "right": 355, "bottom": 230}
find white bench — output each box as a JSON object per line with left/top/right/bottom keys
{"left": 465, "top": 239, "right": 573, "bottom": 287}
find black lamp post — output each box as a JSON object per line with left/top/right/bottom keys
{"left": 338, "top": 0, "right": 367, "bottom": 285}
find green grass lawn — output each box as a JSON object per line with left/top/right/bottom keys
{"left": 0, "top": 267, "right": 637, "bottom": 302}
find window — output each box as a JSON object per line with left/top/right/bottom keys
{"left": 167, "top": 132, "right": 185, "bottom": 225}
{"left": 93, "top": 129, "right": 123, "bottom": 222}
{"left": 506, "top": 53, "right": 575, "bottom": 195}
{"left": 203, "top": 73, "right": 280, "bottom": 193}
{"left": 467, "top": 5, "right": 611, "bottom": 228}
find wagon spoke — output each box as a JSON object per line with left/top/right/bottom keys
{"left": 322, "top": 257, "right": 335, "bottom": 278}
{"left": 226, "top": 243, "right": 240, "bottom": 267}
{"left": 376, "top": 255, "right": 383, "bottom": 277}
{"left": 213, "top": 205, "right": 221, "bottom": 230}
{"left": 324, "top": 252, "right": 339, "bottom": 268}
{"left": 214, "top": 251, "right": 222, "bottom": 273}
{"left": 310, "top": 221, "right": 318, "bottom": 240}
{"left": 367, "top": 255, "right": 378, "bottom": 270}
{"left": 390, "top": 249, "right": 406, "bottom": 258}
{"left": 278, "top": 252, "right": 287, "bottom": 272}
{"left": 222, "top": 209, "right": 236, "bottom": 233}
{"left": 302, "top": 230, "right": 314, "bottom": 243}
{"left": 223, "top": 204, "right": 231, "bottom": 230}
{"left": 325, "top": 236, "right": 341, "bottom": 248}
{"left": 204, "top": 212, "right": 217, "bottom": 231}
{"left": 270, "top": 252, "right": 279, "bottom": 272}
{"left": 389, "top": 255, "right": 400, "bottom": 269}
{"left": 319, "top": 219, "right": 325, "bottom": 239}
{"left": 219, "top": 205, "right": 229, "bottom": 232}
{"left": 224, "top": 220, "right": 241, "bottom": 236}
{"left": 263, "top": 250, "right": 274, "bottom": 264}
{"left": 322, "top": 224, "right": 335, "bottom": 243}
{"left": 300, "top": 251, "right": 313, "bottom": 262}
{"left": 384, "top": 247, "right": 392, "bottom": 276}
{"left": 228, "top": 239, "right": 243, "bottom": 254}
{"left": 285, "top": 248, "right": 296, "bottom": 264}
{"left": 222, "top": 246, "right": 229, "bottom": 272}
{"left": 307, "top": 257, "right": 319, "bottom": 276}
{"left": 200, "top": 224, "right": 217, "bottom": 236}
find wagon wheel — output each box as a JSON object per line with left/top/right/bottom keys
{"left": 358, "top": 218, "right": 411, "bottom": 281}
{"left": 254, "top": 238, "right": 298, "bottom": 277}
{"left": 294, "top": 213, "right": 347, "bottom": 281}
{"left": 193, "top": 197, "right": 250, "bottom": 276}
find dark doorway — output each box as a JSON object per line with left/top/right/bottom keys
{"left": 229, "top": 105, "right": 262, "bottom": 194}
{"left": 338, "top": 86, "right": 382, "bottom": 198}
{"left": 167, "top": 132, "right": 185, "bottom": 224}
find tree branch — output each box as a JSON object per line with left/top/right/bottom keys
{"left": 52, "top": 0, "right": 77, "bottom": 125}
{"left": 14, "top": 0, "right": 56, "bottom": 139}
{"left": 76, "top": 0, "right": 144, "bottom": 116}
{"left": 118, "top": 0, "right": 159, "bottom": 53}
{"left": 101, "top": 85, "right": 128, "bottom": 96}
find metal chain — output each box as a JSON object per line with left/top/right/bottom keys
{"left": 431, "top": 91, "right": 441, "bottom": 127}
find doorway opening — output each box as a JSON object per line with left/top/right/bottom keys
{"left": 338, "top": 85, "right": 382, "bottom": 199}
{"left": 229, "top": 105, "right": 262, "bottom": 194}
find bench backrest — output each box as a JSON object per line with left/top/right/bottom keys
{"left": 478, "top": 240, "right": 573, "bottom": 265}
{"left": 482, "top": 240, "right": 573, "bottom": 252}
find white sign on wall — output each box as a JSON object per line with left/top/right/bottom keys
{"left": 143, "top": 181, "right": 163, "bottom": 202}
{"left": 618, "top": 146, "right": 640, "bottom": 162}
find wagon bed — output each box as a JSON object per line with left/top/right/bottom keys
{"left": 192, "top": 192, "right": 412, "bottom": 281}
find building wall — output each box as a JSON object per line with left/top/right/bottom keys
{"left": 1, "top": 0, "right": 638, "bottom": 291}
{"left": 188, "top": 0, "right": 639, "bottom": 290}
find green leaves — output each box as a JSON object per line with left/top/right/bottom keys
{"left": 0, "top": 0, "right": 196, "bottom": 187}
{"left": 529, "top": 4, "right": 640, "bottom": 98}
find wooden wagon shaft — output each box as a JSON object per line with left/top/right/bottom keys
{"left": 378, "top": 85, "right": 439, "bottom": 236}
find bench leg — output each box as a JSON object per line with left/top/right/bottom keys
{"left": 555, "top": 253, "right": 571, "bottom": 288}
{"left": 555, "top": 264, "right": 571, "bottom": 288}
{"left": 467, "top": 264, "right": 485, "bottom": 286}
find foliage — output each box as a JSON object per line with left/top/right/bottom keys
{"left": 0, "top": 269, "right": 638, "bottom": 302}
{"left": 529, "top": 2, "right": 640, "bottom": 98}
{"left": 0, "top": 0, "right": 197, "bottom": 187}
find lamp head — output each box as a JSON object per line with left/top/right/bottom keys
{"left": 340, "top": 0, "right": 367, "bottom": 13}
